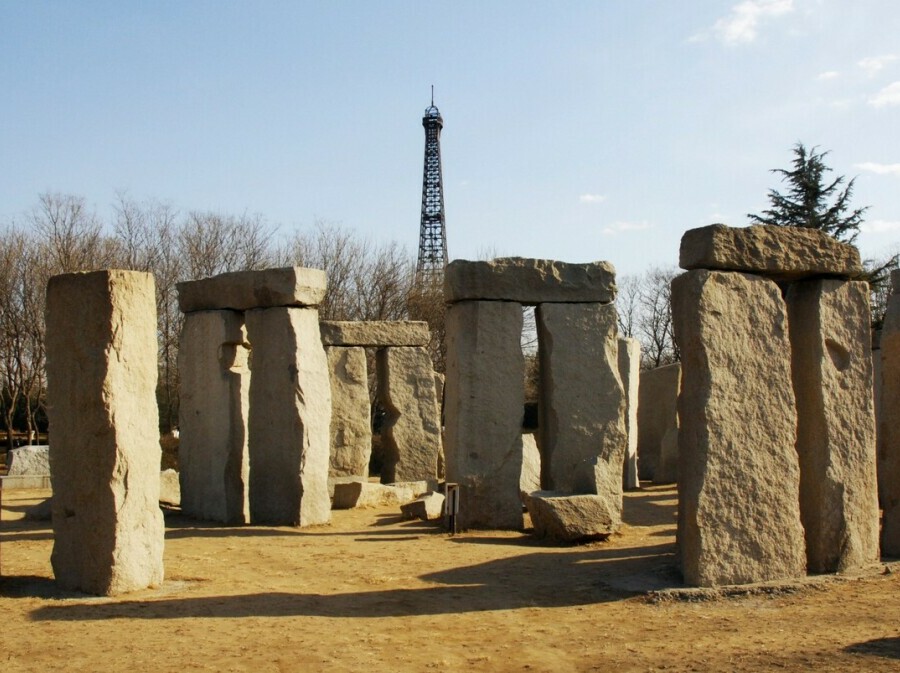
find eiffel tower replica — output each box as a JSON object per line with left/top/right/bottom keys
{"left": 416, "top": 88, "right": 448, "bottom": 289}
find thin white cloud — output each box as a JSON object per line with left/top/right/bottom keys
{"left": 855, "top": 162, "right": 900, "bottom": 177}
{"left": 816, "top": 70, "right": 840, "bottom": 81}
{"left": 705, "top": 0, "right": 795, "bottom": 46}
{"left": 860, "top": 219, "right": 900, "bottom": 234}
{"left": 601, "top": 221, "right": 653, "bottom": 236}
{"left": 858, "top": 54, "right": 898, "bottom": 77}
{"left": 579, "top": 193, "right": 607, "bottom": 204}
{"left": 869, "top": 81, "right": 900, "bottom": 108}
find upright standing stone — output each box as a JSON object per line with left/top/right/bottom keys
{"left": 245, "top": 307, "right": 332, "bottom": 526}
{"left": 537, "top": 303, "right": 626, "bottom": 519}
{"left": 179, "top": 310, "right": 250, "bottom": 524}
{"left": 618, "top": 337, "right": 641, "bottom": 490}
{"left": 325, "top": 346, "right": 372, "bottom": 477}
{"left": 376, "top": 346, "right": 442, "bottom": 483}
{"left": 672, "top": 270, "right": 806, "bottom": 587}
{"left": 637, "top": 363, "right": 681, "bottom": 483}
{"left": 46, "top": 270, "right": 164, "bottom": 595}
{"left": 786, "top": 279, "right": 879, "bottom": 572}
{"left": 445, "top": 301, "right": 525, "bottom": 530}
{"left": 880, "top": 271, "right": 900, "bottom": 555}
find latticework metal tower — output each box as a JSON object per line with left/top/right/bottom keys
{"left": 416, "top": 90, "right": 448, "bottom": 288}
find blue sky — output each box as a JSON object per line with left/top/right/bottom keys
{"left": 2, "top": 1, "right": 899, "bottom": 277}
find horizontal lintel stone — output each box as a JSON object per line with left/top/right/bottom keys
{"left": 177, "top": 266, "right": 326, "bottom": 313}
{"left": 679, "top": 224, "right": 862, "bottom": 281}
{"left": 444, "top": 257, "right": 616, "bottom": 305}
{"left": 320, "top": 320, "right": 430, "bottom": 347}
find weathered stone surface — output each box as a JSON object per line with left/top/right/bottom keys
{"left": 787, "top": 280, "right": 879, "bottom": 572}
{"left": 177, "top": 266, "right": 326, "bottom": 313}
{"left": 245, "top": 307, "right": 332, "bottom": 526}
{"left": 445, "top": 300, "right": 525, "bottom": 530}
{"left": 332, "top": 481, "right": 415, "bottom": 509}
{"left": 880, "top": 286, "right": 900, "bottom": 555}
{"left": 618, "top": 337, "right": 641, "bottom": 490}
{"left": 320, "top": 321, "right": 430, "bottom": 347}
{"left": 520, "top": 432, "right": 542, "bottom": 494}
{"left": 445, "top": 258, "right": 616, "bottom": 305}
{"left": 672, "top": 270, "right": 806, "bottom": 587}
{"left": 400, "top": 492, "right": 446, "bottom": 521}
{"left": 680, "top": 224, "right": 862, "bottom": 280}
{"left": 325, "top": 347, "right": 372, "bottom": 477}
{"left": 46, "top": 270, "right": 165, "bottom": 595}
{"left": 537, "top": 302, "right": 626, "bottom": 528}
{"left": 178, "top": 310, "right": 250, "bottom": 524}
{"left": 637, "top": 363, "right": 681, "bottom": 482}
{"left": 159, "top": 469, "right": 181, "bottom": 506}
{"left": 523, "top": 491, "right": 617, "bottom": 542}
{"left": 7, "top": 445, "right": 50, "bottom": 476}
{"left": 389, "top": 480, "right": 431, "bottom": 498}
{"left": 377, "top": 346, "right": 442, "bottom": 483}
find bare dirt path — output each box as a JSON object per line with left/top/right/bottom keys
{"left": 2, "top": 485, "right": 898, "bottom": 672}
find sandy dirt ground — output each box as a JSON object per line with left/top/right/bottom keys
{"left": 2, "top": 484, "right": 899, "bottom": 673}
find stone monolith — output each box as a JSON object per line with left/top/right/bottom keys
{"left": 325, "top": 346, "right": 372, "bottom": 477}
{"left": 637, "top": 363, "right": 681, "bottom": 482}
{"left": 245, "top": 306, "right": 332, "bottom": 526}
{"left": 445, "top": 300, "right": 525, "bottom": 530}
{"left": 46, "top": 270, "right": 165, "bottom": 595}
{"left": 178, "top": 310, "right": 250, "bottom": 524}
{"left": 672, "top": 269, "right": 806, "bottom": 587}
{"left": 787, "top": 279, "right": 880, "bottom": 572}
{"left": 537, "top": 303, "right": 626, "bottom": 525}
{"left": 618, "top": 337, "right": 641, "bottom": 490}
{"left": 376, "top": 346, "right": 442, "bottom": 483}
{"left": 879, "top": 273, "right": 900, "bottom": 555}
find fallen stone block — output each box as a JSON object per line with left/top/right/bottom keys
{"left": 332, "top": 481, "right": 416, "bottom": 509}
{"left": 445, "top": 258, "right": 616, "bottom": 304}
{"left": 159, "top": 469, "right": 181, "bottom": 507}
{"left": 523, "top": 491, "right": 617, "bottom": 542}
{"left": 400, "top": 492, "right": 446, "bottom": 521}
{"left": 320, "top": 321, "right": 430, "bottom": 347}
{"left": 679, "top": 223, "right": 862, "bottom": 280}
{"left": 7, "top": 445, "right": 50, "bottom": 476}
{"left": 177, "top": 266, "right": 326, "bottom": 313}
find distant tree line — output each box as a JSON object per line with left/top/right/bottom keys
{"left": 0, "top": 192, "right": 419, "bottom": 451}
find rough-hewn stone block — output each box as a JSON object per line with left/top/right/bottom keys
{"left": 786, "top": 279, "right": 879, "bottom": 572}
{"left": 400, "top": 492, "right": 446, "bottom": 521}
{"left": 520, "top": 432, "right": 542, "bottom": 495}
{"left": 445, "top": 300, "right": 525, "bottom": 530}
{"left": 7, "top": 445, "right": 49, "bottom": 476}
{"left": 320, "top": 321, "right": 430, "bottom": 347}
{"left": 332, "top": 481, "right": 415, "bottom": 509}
{"left": 618, "top": 337, "right": 641, "bottom": 490}
{"left": 537, "top": 302, "right": 626, "bottom": 530}
{"left": 178, "top": 310, "right": 250, "bottom": 524}
{"left": 245, "top": 306, "right": 332, "bottom": 526}
{"left": 177, "top": 266, "right": 326, "bottom": 312}
{"left": 46, "top": 270, "right": 165, "bottom": 595}
{"left": 325, "top": 346, "right": 372, "bottom": 477}
{"left": 445, "top": 258, "right": 616, "bottom": 304}
{"left": 880, "top": 287, "right": 900, "bottom": 555}
{"left": 377, "top": 346, "right": 442, "bottom": 483}
{"left": 680, "top": 224, "right": 862, "bottom": 280}
{"left": 523, "top": 491, "right": 617, "bottom": 542}
{"left": 637, "top": 363, "right": 681, "bottom": 483}
{"left": 672, "top": 269, "right": 806, "bottom": 587}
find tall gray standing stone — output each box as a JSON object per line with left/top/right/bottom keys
{"left": 880, "top": 272, "right": 900, "bottom": 555}
{"left": 445, "top": 300, "right": 525, "bottom": 530}
{"left": 537, "top": 302, "right": 626, "bottom": 519}
{"left": 245, "top": 307, "right": 332, "bottom": 526}
{"left": 376, "top": 346, "right": 442, "bottom": 483}
{"left": 672, "top": 269, "right": 806, "bottom": 587}
{"left": 178, "top": 310, "right": 250, "bottom": 524}
{"left": 325, "top": 346, "right": 372, "bottom": 477}
{"left": 637, "top": 363, "right": 681, "bottom": 483}
{"left": 46, "top": 270, "right": 165, "bottom": 595}
{"left": 618, "top": 337, "right": 641, "bottom": 490}
{"left": 786, "top": 279, "right": 879, "bottom": 572}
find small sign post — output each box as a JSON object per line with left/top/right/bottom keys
{"left": 444, "top": 482, "right": 460, "bottom": 535}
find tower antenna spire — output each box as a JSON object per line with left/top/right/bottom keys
{"left": 431, "top": 85, "right": 434, "bottom": 106}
